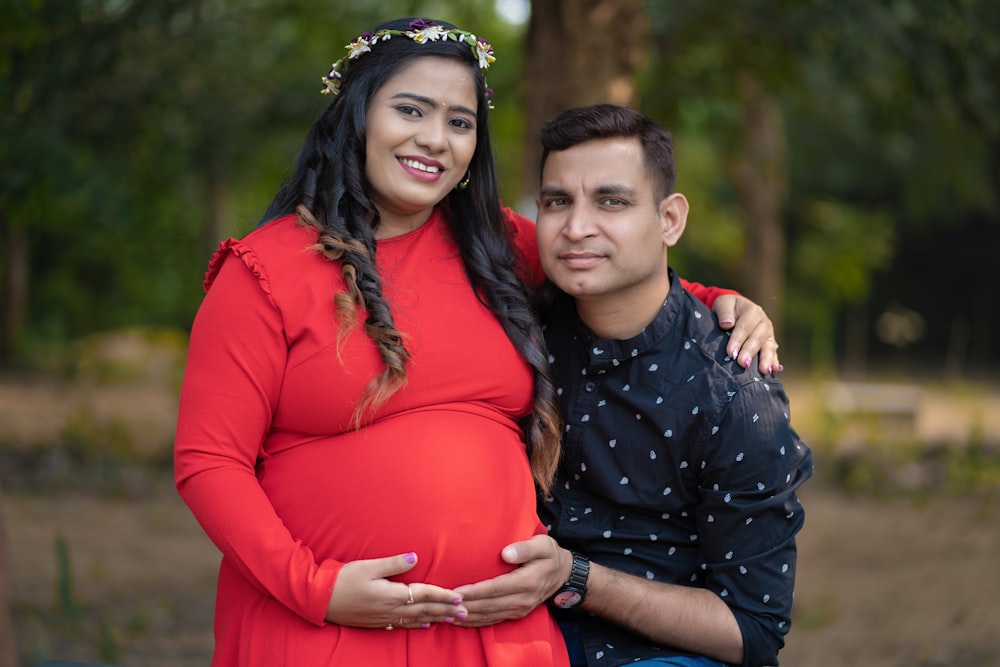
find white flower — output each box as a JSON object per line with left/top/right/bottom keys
{"left": 346, "top": 38, "right": 372, "bottom": 60}
{"left": 475, "top": 40, "right": 495, "bottom": 70}
{"left": 410, "top": 25, "right": 448, "bottom": 43}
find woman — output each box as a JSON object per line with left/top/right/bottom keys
{"left": 174, "top": 17, "right": 777, "bottom": 667}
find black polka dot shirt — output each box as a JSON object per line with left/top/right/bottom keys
{"left": 539, "top": 271, "right": 813, "bottom": 667}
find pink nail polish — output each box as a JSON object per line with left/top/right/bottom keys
{"left": 444, "top": 617, "right": 455, "bottom": 623}
{"left": 743, "top": 356, "right": 752, "bottom": 368}
{"left": 452, "top": 598, "right": 463, "bottom": 605}
{"left": 457, "top": 611, "right": 468, "bottom": 620}
{"left": 766, "top": 365, "right": 773, "bottom": 375}
{"left": 405, "top": 552, "right": 417, "bottom": 564}
{"left": 421, "top": 622, "right": 431, "bottom": 629}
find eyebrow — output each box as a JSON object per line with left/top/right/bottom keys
{"left": 539, "top": 185, "right": 570, "bottom": 198}
{"left": 389, "top": 92, "right": 477, "bottom": 118}
{"left": 539, "top": 184, "right": 639, "bottom": 198}
{"left": 593, "top": 184, "right": 639, "bottom": 198}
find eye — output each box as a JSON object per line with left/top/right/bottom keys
{"left": 449, "top": 116, "right": 475, "bottom": 131}
{"left": 542, "top": 197, "right": 570, "bottom": 209}
{"left": 395, "top": 104, "right": 423, "bottom": 118}
{"left": 599, "top": 197, "right": 629, "bottom": 208}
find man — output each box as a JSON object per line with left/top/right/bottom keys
{"left": 455, "top": 104, "right": 812, "bottom": 667}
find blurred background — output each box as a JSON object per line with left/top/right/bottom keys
{"left": 1, "top": 1, "right": 997, "bottom": 665}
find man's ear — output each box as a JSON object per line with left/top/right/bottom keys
{"left": 659, "top": 192, "right": 689, "bottom": 247}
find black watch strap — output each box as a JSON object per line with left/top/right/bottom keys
{"left": 551, "top": 551, "right": 590, "bottom": 609}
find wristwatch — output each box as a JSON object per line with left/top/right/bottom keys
{"left": 551, "top": 551, "right": 590, "bottom": 609}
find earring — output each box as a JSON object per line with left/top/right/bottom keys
{"left": 457, "top": 170, "right": 471, "bottom": 190}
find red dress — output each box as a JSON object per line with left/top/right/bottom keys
{"left": 174, "top": 206, "right": 729, "bottom": 666}
{"left": 175, "top": 207, "right": 569, "bottom": 666}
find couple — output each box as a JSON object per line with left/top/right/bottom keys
{"left": 173, "top": 16, "right": 811, "bottom": 667}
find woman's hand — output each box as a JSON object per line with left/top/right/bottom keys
{"left": 325, "top": 552, "right": 468, "bottom": 630}
{"left": 712, "top": 294, "right": 782, "bottom": 375}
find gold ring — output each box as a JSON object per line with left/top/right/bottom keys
{"left": 406, "top": 585, "right": 415, "bottom": 605}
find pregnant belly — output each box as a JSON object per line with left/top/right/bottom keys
{"left": 257, "top": 408, "right": 541, "bottom": 587}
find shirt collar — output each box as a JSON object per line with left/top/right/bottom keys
{"left": 567, "top": 269, "right": 684, "bottom": 370}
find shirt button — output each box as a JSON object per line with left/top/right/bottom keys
{"left": 584, "top": 381, "right": 596, "bottom": 392}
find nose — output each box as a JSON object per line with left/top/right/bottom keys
{"left": 415, "top": 119, "right": 447, "bottom": 153}
{"left": 561, "top": 206, "right": 597, "bottom": 241}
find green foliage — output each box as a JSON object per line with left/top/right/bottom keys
{"left": 15, "top": 532, "right": 133, "bottom": 664}
{"left": 97, "top": 617, "right": 121, "bottom": 664}
{"left": 785, "top": 200, "right": 895, "bottom": 365}
{"left": 670, "top": 133, "right": 745, "bottom": 276}
{"left": 1, "top": 0, "right": 521, "bottom": 360}
{"left": 54, "top": 533, "right": 82, "bottom": 627}
{"left": 61, "top": 407, "right": 133, "bottom": 461}
{"left": 792, "top": 201, "right": 894, "bottom": 304}
{"left": 785, "top": 0, "right": 999, "bottom": 230}
{"left": 69, "top": 326, "right": 189, "bottom": 384}
{"left": 818, "top": 439, "right": 1000, "bottom": 501}
{"left": 642, "top": 0, "right": 1000, "bottom": 370}
{"left": 3, "top": 0, "right": 998, "bottom": 371}
{"left": 945, "top": 438, "right": 1000, "bottom": 496}
{"left": 807, "top": 379, "right": 1000, "bottom": 499}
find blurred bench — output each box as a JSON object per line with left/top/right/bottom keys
{"left": 826, "top": 381, "right": 923, "bottom": 437}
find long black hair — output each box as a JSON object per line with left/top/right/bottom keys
{"left": 260, "top": 18, "right": 561, "bottom": 493}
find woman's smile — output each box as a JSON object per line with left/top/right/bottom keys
{"left": 365, "top": 56, "right": 478, "bottom": 236}
{"left": 398, "top": 155, "right": 445, "bottom": 180}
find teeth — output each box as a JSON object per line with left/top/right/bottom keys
{"left": 399, "top": 158, "right": 441, "bottom": 173}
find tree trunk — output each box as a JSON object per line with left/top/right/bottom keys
{"left": 0, "top": 214, "right": 28, "bottom": 361}
{"left": 0, "top": 483, "right": 18, "bottom": 667}
{"left": 520, "top": 0, "right": 649, "bottom": 205}
{"left": 203, "top": 164, "right": 231, "bottom": 259}
{"left": 727, "top": 72, "right": 788, "bottom": 332}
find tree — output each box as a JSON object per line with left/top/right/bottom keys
{"left": 726, "top": 72, "right": 788, "bottom": 328}
{"left": 644, "top": 1, "right": 812, "bottom": 332}
{"left": 518, "top": 0, "right": 649, "bottom": 204}
{"left": 644, "top": 0, "right": 1000, "bottom": 369}
{"left": 518, "top": 1, "right": 791, "bottom": 328}
{"left": 0, "top": 0, "right": 516, "bottom": 362}
{"left": 1, "top": 0, "right": 210, "bottom": 356}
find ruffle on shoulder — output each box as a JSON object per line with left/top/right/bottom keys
{"left": 204, "top": 238, "right": 272, "bottom": 295}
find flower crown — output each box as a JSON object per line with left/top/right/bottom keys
{"left": 321, "top": 19, "right": 496, "bottom": 100}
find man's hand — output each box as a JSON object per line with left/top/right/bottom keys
{"left": 452, "top": 534, "right": 571, "bottom": 627}
{"left": 712, "top": 294, "right": 782, "bottom": 375}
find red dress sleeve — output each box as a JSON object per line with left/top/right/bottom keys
{"left": 502, "top": 205, "right": 547, "bottom": 289}
{"left": 174, "top": 240, "right": 342, "bottom": 626}
{"left": 679, "top": 279, "right": 738, "bottom": 308}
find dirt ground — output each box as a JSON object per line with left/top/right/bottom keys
{"left": 2, "top": 365, "right": 999, "bottom": 666}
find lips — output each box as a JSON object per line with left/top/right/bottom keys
{"left": 398, "top": 157, "right": 442, "bottom": 173}
{"left": 398, "top": 156, "right": 445, "bottom": 182}
{"left": 558, "top": 250, "right": 606, "bottom": 269}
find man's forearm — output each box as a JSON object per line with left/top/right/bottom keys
{"left": 582, "top": 561, "right": 744, "bottom": 665}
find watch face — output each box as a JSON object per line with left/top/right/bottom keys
{"left": 553, "top": 590, "right": 582, "bottom": 609}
